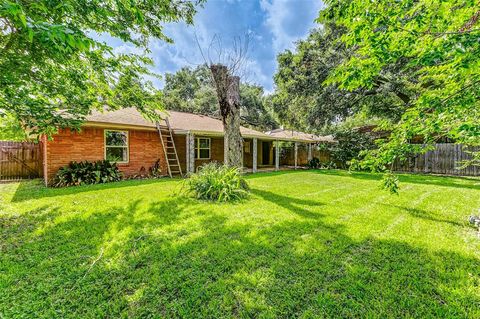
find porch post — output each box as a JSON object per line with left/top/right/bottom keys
{"left": 294, "top": 142, "right": 298, "bottom": 169}
{"left": 224, "top": 135, "right": 228, "bottom": 165}
{"left": 308, "top": 143, "right": 312, "bottom": 161}
{"left": 185, "top": 134, "right": 189, "bottom": 173}
{"left": 252, "top": 138, "right": 257, "bottom": 173}
{"left": 241, "top": 138, "right": 244, "bottom": 169}
{"left": 186, "top": 133, "right": 195, "bottom": 174}
{"left": 275, "top": 139, "right": 280, "bottom": 171}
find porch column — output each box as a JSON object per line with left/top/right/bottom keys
{"left": 224, "top": 136, "right": 228, "bottom": 165}
{"left": 308, "top": 143, "right": 312, "bottom": 161}
{"left": 241, "top": 138, "right": 244, "bottom": 169}
{"left": 186, "top": 133, "right": 195, "bottom": 174}
{"left": 252, "top": 138, "right": 258, "bottom": 173}
{"left": 294, "top": 142, "right": 298, "bottom": 169}
{"left": 275, "top": 140, "right": 280, "bottom": 171}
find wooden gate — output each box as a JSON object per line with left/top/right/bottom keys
{"left": 393, "top": 143, "right": 480, "bottom": 176}
{"left": 0, "top": 141, "right": 41, "bottom": 181}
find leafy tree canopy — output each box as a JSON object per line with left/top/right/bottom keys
{"left": 239, "top": 83, "right": 278, "bottom": 130}
{"left": 163, "top": 66, "right": 218, "bottom": 116}
{"left": 0, "top": 112, "right": 27, "bottom": 140}
{"left": 318, "top": 1, "right": 480, "bottom": 176}
{"left": 162, "top": 65, "right": 278, "bottom": 130}
{"left": 271, "top": 23, "right": 414, "bottom": 133}
{"left": 0, "top": 0, "right": 203, "bottom": 136}
{"left": 328, "top": 127, "right": 377, "bottom": 169}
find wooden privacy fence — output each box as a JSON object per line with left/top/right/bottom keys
{"left": 0, "top": 141, "right": 41, "bottom": 181}
{"left": 393, "top": 143, "right": 480, "bottom": 176}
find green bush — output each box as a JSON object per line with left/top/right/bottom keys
{"left": 185, "top": 163, "right": 249, "bottom": 202}
{"left": 307, "top": 157, "right": 320, "bottom": 169}
{"left": 321, "top": 160, "right": 337, "bottom": 169}
{"left": 53, "top": 160, "right": 122, "bottom": 187}
{"left": 148, "top": 159, "right": 163, "bottom": 177}
{"left": 328, "top": 128, "right": 376, "bottom": 168}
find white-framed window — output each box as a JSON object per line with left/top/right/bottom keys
{"left": 105, "top": 130, "right": 129, "bottom": 163}
{"left": 195, "top": 137, "right": 211, "bottom": 159}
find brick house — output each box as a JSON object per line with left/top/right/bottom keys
{"left": 41, "top": 108, "right": 331, "bottom": 185}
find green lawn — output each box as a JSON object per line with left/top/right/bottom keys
{"left": 1, "top": 170, "right": 480, "bottom": 318}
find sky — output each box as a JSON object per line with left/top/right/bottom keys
{"left": 102, "top": 0, "right": 323, "bottom": 92}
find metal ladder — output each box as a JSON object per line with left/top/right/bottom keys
{"left": 156, "top": 118, "right": 183, "bottom": 177}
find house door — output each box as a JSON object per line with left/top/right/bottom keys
{"left": 262, "top": 141, "right": 270, "bottom": 165}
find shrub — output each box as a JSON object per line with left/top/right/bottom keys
{"left": 53, "top": 160, "right": 122, "bottom": 187}
{"left": 185, "top": 162, "right": 249, "bottom": 202}
{"left": 307, "top": 157, "right": 320, "bottom": 169}
{"left": 321, "top": 160, "right": 337, "bottom": 169}
{"left": 328, "top": 127, "right": 376, "bottom": 168}
{"left": 149, "top": 159, "right": 163, "bottom": 177}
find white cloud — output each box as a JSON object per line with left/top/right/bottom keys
{"left": 260, "top": 0, "right": 323, "bottom": 53}
{"left": 242, "top": 58, "right": 271, "bottom": 88}
{"left": 93, "top": 0, "right": 324, "bottom": 91}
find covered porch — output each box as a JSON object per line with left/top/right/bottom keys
{"left": 174, "top": 130, "right": 333, "bottom": 175}
{"left": 242, "top": 137, "right": 324, "bottom": 173}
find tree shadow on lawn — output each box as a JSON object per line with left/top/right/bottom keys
{"left": 2, "top": 196, "right": 480, "bottom": 318}
{"left": 250, "top": 188, "right": 325, "bottom": 219}
{"left": 312, "top": 169, "right": 480, "bottom": 191}
{"left": 244, "top": 170, "right": 308, "bottom": 180}
{"left": 10, "top": 178, "right": 180, "bottom": 203}
{"left": 382, "top": 204, "right": 466, "bottom": 228}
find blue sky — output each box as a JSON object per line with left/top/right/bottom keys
{"left": 105, "top": 0, "right": 323, "bottom": 92}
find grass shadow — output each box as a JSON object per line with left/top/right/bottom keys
{"left": 10, "top": 178, "right": 181, "bottom": 203}
{"left": 312, "top": 169, "right": 480, "bottom": 190}
{"left": 251, "top": 188, "right": 324, "bottom": 219}
{"left": 2, "top": 200, "right": 479, "bottom": 317}
{"left": 384, "top": 204, "right": 465, "bottom": 227}
{"left": 244, "top": 169, "right": 308, "bottom": 180}
{"left": 3, "top": 172, "right": 480, "bottom": 317}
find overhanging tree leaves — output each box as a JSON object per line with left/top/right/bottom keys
{"left": 271, "top": 23, "right": 414, "bottom": 132}
{"left": 0, "top": 0, "right": 203, "bottom": 136}
{"left": 319, "top": 0, "right": 480, "bottom": 191}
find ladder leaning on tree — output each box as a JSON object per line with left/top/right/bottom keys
{"left": 155, "top": 117, "right": 183, "bottom": 177}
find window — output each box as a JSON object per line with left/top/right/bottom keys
{"left": 105, "top": 130, "right": 129, "bottom": 163}
{"left": 195, "top": 137, "right": 210, "bottom": 159}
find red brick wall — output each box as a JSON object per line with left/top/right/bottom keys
{"left": 43, "top": 127, "right": 167, "bottom": 185}
{"left": 173, "top": 135, "right": 187, "bottom": 173}
{"left": 195, "top": 136, "right": 224, "bottom": 169}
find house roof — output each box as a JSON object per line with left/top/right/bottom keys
{"left": 86, "top": 108, "right": 272, "bottom": 139}
{"left": 265, "top": 128, "right": 335, "bottom": 143}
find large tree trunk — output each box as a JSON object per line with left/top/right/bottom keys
{"left": 210, "top": 64, "right": 243, "bottom": 168}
